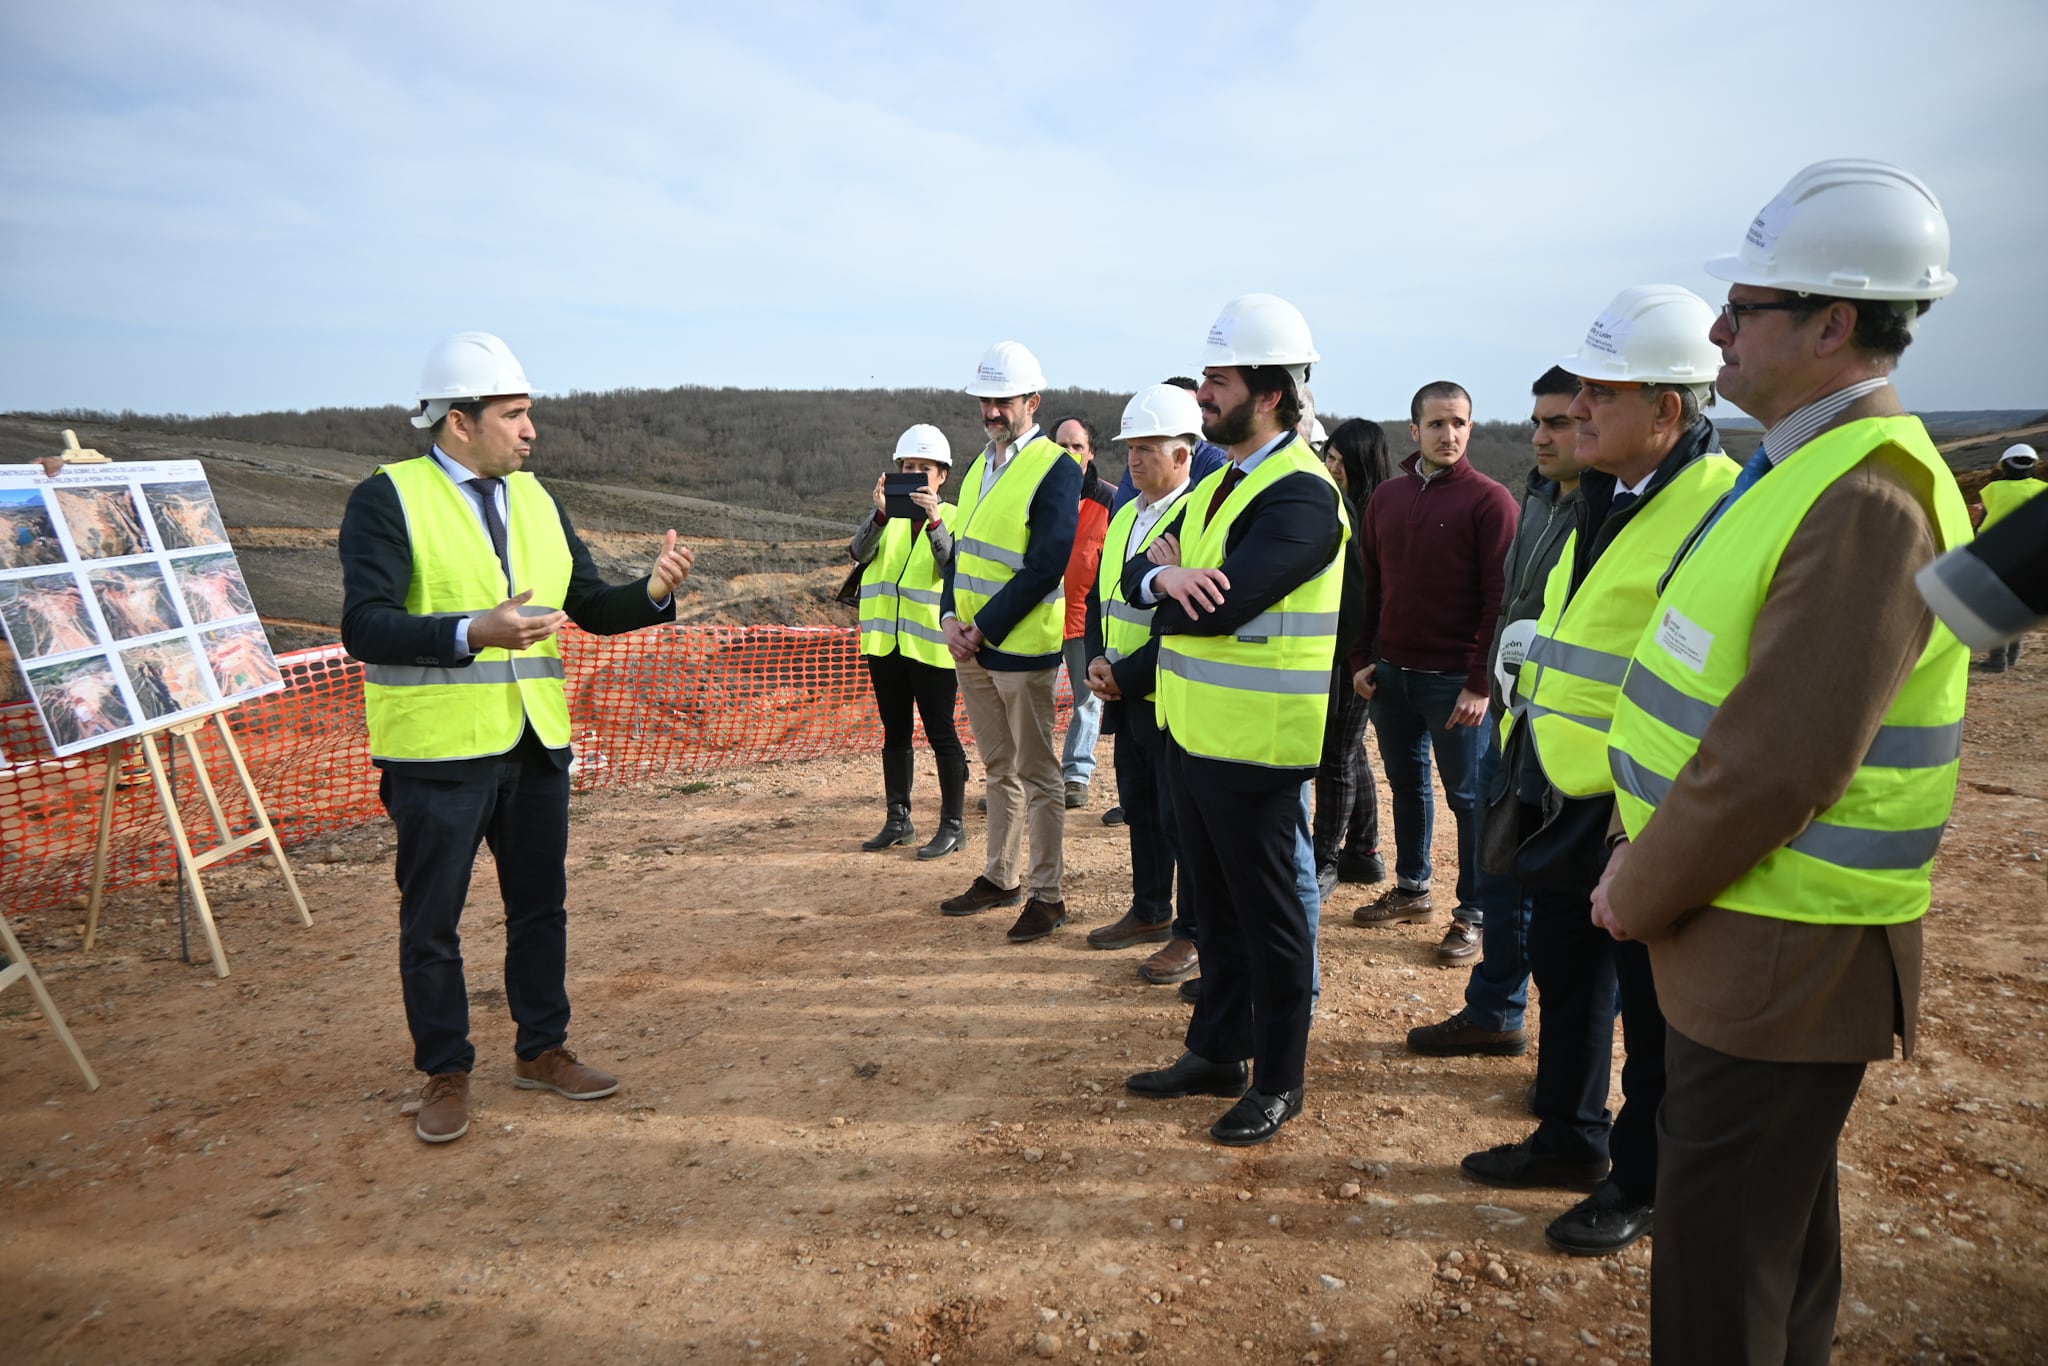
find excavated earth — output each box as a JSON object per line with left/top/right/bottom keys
{"left": 2, "top": 638, "right": 2044, "bottom": 1366}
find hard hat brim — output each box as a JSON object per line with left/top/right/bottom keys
{"left": 1702, "top": 252, "right": 1958, "bottom": 301}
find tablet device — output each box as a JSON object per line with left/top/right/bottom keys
{"left": 884, "top": 472, "right": 927, "bottom": 520}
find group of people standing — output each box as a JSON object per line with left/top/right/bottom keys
{"left": 342, "top": 154, "right": 1993, "bottom": 1366}
{"left": 840, "top": 157, "right": 1986, "bottom": 1365}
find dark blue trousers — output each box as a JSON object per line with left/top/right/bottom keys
{"left": 1526, "top": 884, "right": 1666, "bottom": 1203}
{"left": 380, "top": 751, "right": 573, "bottom": 1075}
{"left": 1114, "top": 724, "right": 1191, "bottom": 937}
{"left": 1369, "top": 663, "right": 1487, "bottom": 914}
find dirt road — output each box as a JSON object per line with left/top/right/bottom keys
{"left": 2, "top": 646, "right": 2043, "bottom": 1365}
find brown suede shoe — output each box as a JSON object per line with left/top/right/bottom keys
{"left": 1087, "top": 909, "right": 1174, "bottom": 951}
{"left": 1138, "top": 937, "right": 1199, "bottom": 984}
{"left": 940, "top": 875, "right": 1021, "bottom": 917}
{"left": 1352, "top": 884, "right": 1436, "bottom": 926}
{"left": 513, "top": 1047, "right": 619, "bottom": 1100}
{"left": 416, "top": 1072, "right": 470, "bottom": 1144}
{"left": 1006, "top": 898, "right": 1068, "bottom": 943}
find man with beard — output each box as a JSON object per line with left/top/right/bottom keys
{"left": 1123, "top": 295, "right": 1347, "bottom": 1146}
{"left": 939, "top": 342, "right": 1082, "bottom": 942}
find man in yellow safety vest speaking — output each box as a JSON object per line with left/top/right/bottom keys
{"left": 1461, "top": 286, "right": 1736, "bottom": 1259}
{"left": 1592, "top": 161, "right": 1970, "bottom": 1363}
{"left": 340, "top": 332, "right": 693, "bottom": 1146}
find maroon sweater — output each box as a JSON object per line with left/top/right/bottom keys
{"left": 1351, "top": 452, "right": 1519, "bottom": 695}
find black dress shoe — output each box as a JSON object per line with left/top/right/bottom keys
{"left": 1125, "top": 1052, "right": 1249, "bottom": 1099}
{"left": 1460, "top": 1134, "right": 1610, "bottom": 1192}
{"left": 1006, "top": 898, "right": 1068, "bottom": 943}
{"left": 1177, "top": 976, "right": 1202, "bottom": 1004}
{"left": 1336, "top": 848, "right": 1387, "bottom": 884}
{"left": 1210, "top": 1087, "right": 1303, "bottom": 1146}
{"left": 1316, "top": 862, "right": 1338, "bottom": 902}
{"left": 1101, "top": 805, "right": 1126, "bottom": 826}
{"left": 1545, "top": 1180, "right": 1654, "bottom": 1256}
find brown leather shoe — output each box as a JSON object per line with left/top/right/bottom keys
{"left": 416, "top": 1072, "right": 470, "bottom": 1144}
{"left": 1087, "top": 909, "right": 1173, "bottom": 950}
{"left": 1435, "top": 919, "right": 1481, "bottom": 963}
{"left": 940, "top": 875, "right": 1021, "bottom": 917}
{"left": 1138, "top": 937, "right": 1199, "bottom": 984}
{"left": 513, "top": 1046, "right": 619, "bottom": 1100}
{"left": 1006, "top": 898, "right": 1068, "bottom": 943}
{"left": 1352, "top": 884, "right": 1436, "bottom": 926}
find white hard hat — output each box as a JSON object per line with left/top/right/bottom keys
{"left": 1560, "top": 285, "right": 1722, "bottom": 386}
{"left": 963, "top": 341, "right": 1048, "bottom": 398}
{"left": 1115, "top": 384, "right": 1205, "bottom": 443}
{"left": 410, "top": 331, "right": 531, "bottom": 429}
{"left": 893, "top": 424, "right": 953, "bottom": 467}
{"left": 1705, "top": 159, "right": 1957, "bottom": 302}
{"left": 1309, "top": 417, "right": 1329, "bottom": 444}
{"left": 1203, "top": 294, "right": 1319, "bottom": 387}
{"left": 1999, "top": 443, "right": 2039, "bottom": 474}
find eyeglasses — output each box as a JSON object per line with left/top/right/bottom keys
{"left": 1719, "top": 299, "right": 1813, "bottom": 335}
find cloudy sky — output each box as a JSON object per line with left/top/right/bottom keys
{"left": 3, "top": 0, "right": 2043, "bottom": 423}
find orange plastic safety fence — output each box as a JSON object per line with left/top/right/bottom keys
{"left": 0, "top": 625, "right": 1072, "bottom": 917}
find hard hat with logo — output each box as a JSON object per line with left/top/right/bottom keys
{"left": 1202, "top": 294, "right": 1319, "bottom": 386}
{"left": 1705, "top": 159, "right": 1957, "bottom": 302}
{"left": 1560, "top": 284, "right": 1722, "bottom": 386}
{"left": 893, "top": 424, "right": 953, "bottom": 467}
{"left": 1115, "top": 383, "right": 1205, "bottom": 444}
{"left": 410, "top": 331, "right": 532, "bottom": 430}
{"left": 963, "top": 341, "right": 1048, "bottom": 398}
{"left": 2000, "top": 443, "right": 2039, "bottom": 475}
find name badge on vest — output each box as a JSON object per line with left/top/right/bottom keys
{"left": 1236, "top": 634, "right": 1269, "bottom": 645}
{"left": 1656, "top": 606, "right": 1715, "bottom": 673}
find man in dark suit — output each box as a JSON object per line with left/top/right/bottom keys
{"left": 1123, "top": 295, "right": 1347, "bottom": 1146}
{"left": 340, "top": 331, "right": 694, "bottom": 1146}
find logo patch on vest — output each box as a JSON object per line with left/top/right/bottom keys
{"left": 1655, "top": 607, "right": 1715, "bottom": 673}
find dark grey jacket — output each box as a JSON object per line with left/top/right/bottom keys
{"left": 1489, "top": 466, "right": 1581, "bottom": 709}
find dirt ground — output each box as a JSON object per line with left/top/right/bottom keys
{"left": 3, "top": 644, "right": 2043, "bottom": 1366}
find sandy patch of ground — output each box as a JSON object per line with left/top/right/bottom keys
{"left": 2, "top": 645, "right": 2043, "bottom": 1365}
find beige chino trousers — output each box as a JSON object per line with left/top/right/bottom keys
{"left": 956, "top": 655, "right": 1065, "bottom": 900}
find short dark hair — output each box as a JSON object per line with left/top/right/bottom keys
{"left": 1162, "top": 376, "right": 1198, "bottom": 392}
{"left": 429, "top": 398, "right": 490, "bottom": 439}
{"left": 1410, "top": 380, "right": 1472, "bottom": 425}
{"left": 1325, "top": 418, "right": 1391, "bottom": 504}
{"left": 1531, "top": 366, "right": 1578, "bottom": 400}
{"left": 1053, "top": 415, "right": 1100, "bottom": 452}
{"left": 1850, "top": 298, "right": 1932, "bottom": 361}
{"left": 1243, "top": 366, "right": 1304, "bottom": 431}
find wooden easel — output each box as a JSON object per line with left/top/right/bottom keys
{"left": 82, "top": 708, "right": 312, "bottom": 978}
{"left": 0, "top": 915, "right": 100, "bottom": 1090}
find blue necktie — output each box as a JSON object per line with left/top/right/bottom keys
{"left": 1687, "top": 443, "right": 1772, "bottom": 554}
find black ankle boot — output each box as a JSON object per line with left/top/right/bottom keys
{"left": 862, "top": 752, "right": 917, "bottom": 850}
{"left": 917, "top": 751, "right": 968, "bottom": 860}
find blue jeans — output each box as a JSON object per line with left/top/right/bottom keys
{"left": 1461, "top": 724, "right": 1531, "bottom": 1031}
{"left": 1060, "top": 637, "right": 1102, "bottom": 785}
{"left": 1293, "top": 779, "right": 1320, "bottom": 1009}
{"left": 1369, "top": 664, "right": 1487, "bottom": 917}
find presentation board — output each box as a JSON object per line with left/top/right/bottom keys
{"left": 0, "top": 461, "right": 283, "bottom": 756}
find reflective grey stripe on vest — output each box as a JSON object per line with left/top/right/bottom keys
{"left": 1527, "top": 634, "right": 1630, "bottom": 686}
{"left": 1624, "top": 667, "right": 1962, "bottom": 768}
{"left": 899, "top": 618, "right": 952, "bottom": 647}
{"left": 1105, "top": 599, "right": 1154, "bottom": 628}
{"left": 1159, "top": 651, "right": 1328, "bottom": 695}
{"left": 958, "top": 537, "right": 1025, "bottom": 570}
{"left": 1104, "top": 646, "right": 1124, "bottom": 663}
{"left": 1524, "top": 699, "right": 1612, "bottom": 733}
{"left": 899, "top": 585, "right": 943, "bottom": 606}
{"left": 1233, "top": 609, "right": 1339, "bottom": 641}
{"left": 363, "top": 656, "right": 566, "bottom": 688}
{"left": 859, "top": 582, "right": 898, "bottom": 601}
{"left": 954, "top": 572, "right": 1007, "bottom": 597}
{"left": 1612, "top": 749, "right": 1948, "bottom": 871}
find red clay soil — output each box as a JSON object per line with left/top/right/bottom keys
{"left": 2, "top": 639, "right": 2043, "bottom": 1366}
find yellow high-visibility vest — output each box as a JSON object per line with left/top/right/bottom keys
{"left": 949, "top": 437, "right": 1068, "bottom": 657}
{"left": 1096, "top": 486, "right": 1191, "bottom": 699}
{"left": 1156, "top": 440, "right": 1348, "bottom": 768}
{"left": 362, "top": 456, "right": 572, "bottom": 761}
{"left": 1606, "top": 417, "right": 1970, "bottom": 925}
{"left": 1979, "top": 476, "right": 2044, "bottom": 531}
{"left": 1504, "top": 453, "right": 1738, "bottom": 797}
{"left": 858, "top": 505, "right": 957, "bottom": 669}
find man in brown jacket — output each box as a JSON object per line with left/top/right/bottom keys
{"left": 1592, "top": 162, "right": 1968, "bottom": 1364}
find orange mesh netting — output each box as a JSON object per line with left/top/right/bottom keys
{"left": 0, "top": 626, "right": 1072, "bottom": 917}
